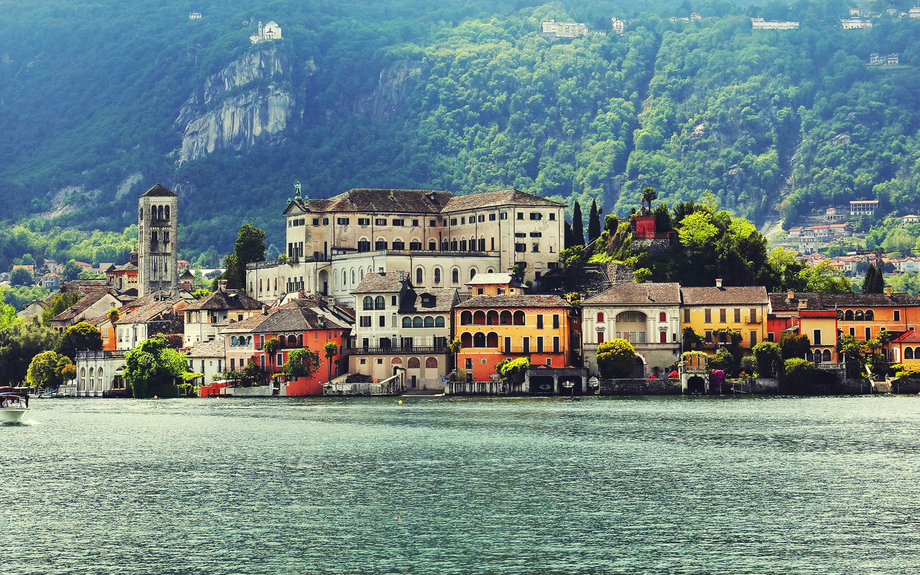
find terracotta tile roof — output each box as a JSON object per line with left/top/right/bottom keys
{"left": 184, "top": 289, "right": 263, "bottom": 312}
{"left": 185, "top": 339, "right": 226, "bottom": 358}
{"left": 681, "top": 286, "right": 769, "bottom": 306}
{"left": 769, "top": 291, "right": 920, "bottom": 312}
{"left": 582, "top": 283, "right": 682, "bottom": 305}
{"left": 219, "top": 313, "right": 271, "bottom": 334}
{"left": 442, "top": 188, "right": 564, "bottom": 212}
{"left": 353, "top": 271, "right": 407, "bottom": 294}
{"left": 399, "top": 288, "right": 458, "bottom": 313}
{"left": 455, "top": 294, "right": 572, "bottom": 309}
{"left": 307, "top": 189, "right": 454, "bottom": 214}
{"left": 140, "top": 183, "right": 177, "bottom": 197}
{"left": 114, "top": 300, "right": 176, "bottom": 325}
{"left": 892, "top": 330, "right": 920, "bottom": 344}
{"left": 255, "top": 306, "right": 351, "bottom": 334}
{"left": 51, "top": 288, "right": 121, "bottom": 322}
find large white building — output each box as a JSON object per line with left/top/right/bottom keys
{"left": 247, "top": 187, "right": 566, "bottom": 306}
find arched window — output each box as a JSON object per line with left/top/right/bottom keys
{"left": 513, "top": 311, "right": 525, "bottom": 325}
{"left": 460, "top": 311, "right": 473, "bottom": 325}
{"left": 659, "top": 312, "right": 667, "bottom": 322}
{"left": 402, "top": 317, "right": 411, "bottom": 328}
{"left": 855, "top": 310, "right": 864, "bottom": 321}
{"left": 487, "top": 332, "right": 499, "bottom": 347}
{"left": 416, "top": 268, "right": 423, "bottom": 285}
{"left": 358, "top": 239, "right": 370, "bottom": 252}
{"left": 452, "top": 268, "right": 459, "bottom": 284}
{"left": 845, "top": 310, "right": 854, "bottom": 321}
{"left": 426, "top": 357, "right": 438, "bottom": 368}
{"left": 434, "top": 268, "right": 441, "bottom": 284}
{"left": 435, "top": 317, "right": 445, "bottom": 328}
{"left": 287, "top": 335, "right": 297, "bottom": 346}
{"left": 470, "top": 268, "right": 477, "bottom": 281}
{"left": 247, "top": 336, "right": 253, "bottom": 346}
{"left": 164, "top": 206, "right": 170, "bottom": 220}
{"left": 408, "top": 357, "right": 421, "bottom": 368}
{"left": 375, "top": 239, "right": 387, "bottom": 250}
{"left": 391, "top": 357, "right": 402, "bottom": 364}
{"left": 429, "top": 240, "right": 437, "bottom": 251}
{"left": 597, "top": 312, "right": 605, "bottom": 322}
{"left": 351, "top": 269, "right": 355, "bottom": 284}
{"left": 474, "top": 333, "right": 486, "bottom": 347}
{"left": 906, "top": 347, "right": 915, "bottom": 360}
{"left": 473, "top": 311, "right": 486, "bottom": 325}
{"left": 487, "top": 311, "right": 499, "bottom": 325}
{"left": 158, "top": 205, "right": 164, "bottom": 220}
{"left": 487, "top": 268, "right": 494, "bottom": 273}
{"left": 822, "top": 349, "right": 831, "bottom": 362}
{"left": 363, "top": 296, "right": 373, "bottom": 310}
{"left": 865, "top": 310, "right": 874, "bottom": 321}
{"left": 343, "top": 270, "right": 347, "bottom": 285}
{"left": 410, "top": 240, "right": 422, "bottom": 251}
{"left": 424, "top": 317, "right": 434, "bottom": 328}
{"left": 413, "top": 317, "right": 423, "bottom": 328}
{"left": 231, "top": 336, "right": 238, "bottom": 346}
{"left": 392, "top": 239, "right": 405, "bottom": 250}
{"left": 441, "top": 240, "right": 449, "bottom": 251}
{"left": 500, "top": 311, "right": 512, "bottom": 325}
{"left": 375, "top": 296, "right": 385, "bottom": 310}
{"left": 460, "top": 332, "right": 472, "bottom": 347}
{"left": 806, "top": 350, "right": 814, "bottom": 362}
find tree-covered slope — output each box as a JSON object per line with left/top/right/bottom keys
{"left": 3, "top": 0, "right": 920, "bottom": 265}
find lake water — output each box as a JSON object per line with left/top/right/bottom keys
{"left": 4, "top": 395, "right": 920, "bottom": 574}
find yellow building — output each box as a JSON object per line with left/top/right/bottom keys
{"left": 680, "top": 284, "right": 768, "bottom": 352}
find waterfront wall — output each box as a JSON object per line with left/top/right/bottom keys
{"left": 599, "top": 378, "right": 681, "bottom": 395}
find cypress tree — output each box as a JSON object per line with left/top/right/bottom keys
{"left": 862, "top": 264, "right": 879, "bottom": 294}
{"left": 572, "top": 201, "right": 585, "bottom": 246}
{"left": 564, "top": 221, "right": 574, "bottom": 250}
{"left": 873, "top": 264, "right": 885, "bottom": 293}
{"left": 587, "top": 199, "right": 601, "bottom": 244}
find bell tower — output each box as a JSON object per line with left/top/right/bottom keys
{"left": 137, "top": 184, "right": 179, "bottom": 296}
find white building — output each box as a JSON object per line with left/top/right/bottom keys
{"left": 250, "top": 20, "right": 282, "bottom": 44}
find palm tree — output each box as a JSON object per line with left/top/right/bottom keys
{"left": 641, "top": 187, "right": 658, "bottom": 213}
{"left": 263, "top": 337, "right": 281, "bottom": 369}
{"left": 324, "top": 342, "right": 339, "bottom": 383}
{"left": 449, "top": 338, "right": 462, "bottom": 374}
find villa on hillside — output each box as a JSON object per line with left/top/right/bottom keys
{"left": 250, "top": 21, "right": 282, "bottom": 44}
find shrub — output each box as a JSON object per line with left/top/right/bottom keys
{"left": 783, "top": 358, "right": 814, "bottom": 393}
{"left": 597, "top": 338, "right": 638, "bottom": 378}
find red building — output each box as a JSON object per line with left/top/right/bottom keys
{"left": 250, "top": 298, "right": 354, "bottom": 396}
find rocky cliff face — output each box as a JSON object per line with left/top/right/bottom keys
{"left": 352, "top": 61, "right": 422, "bottom": 123}
{"left": 176, "top": 46, "right": 296, "bottom": 164}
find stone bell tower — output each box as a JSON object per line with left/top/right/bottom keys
{"left": 137, "top": 184, "right": 179, "bottom": 297}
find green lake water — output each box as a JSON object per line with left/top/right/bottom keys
{"left": 4, "top": 395, "right": 920, "bottom": 574}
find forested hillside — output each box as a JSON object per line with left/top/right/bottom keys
{"left": 2, "top": 0, "right": 920, "bottom": 266}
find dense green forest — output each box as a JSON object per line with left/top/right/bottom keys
{"left": 3, "top": 0, "right": 920, "bottom": 264}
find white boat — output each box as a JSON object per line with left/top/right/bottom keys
{"left": 0, "top": 391, "right": 29, "bottom": 423}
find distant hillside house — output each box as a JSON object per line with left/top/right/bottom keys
{"left": 250, "top": 21, "right": 282, "bottom": 44}
{"left": 751, "top": 18, "right": 799, "bottom": 30}
{"left": 611, "top": 17, "right": 625, "bottom": 35}
{"left": 189, "top": 12, "right": 202, "bottom": 19}
{"left": 832, "top": 134, "right": 850, "bottom": 146}
{"left": 841, "top": 18, "right": 872, "bottom": 29}
{"left": 541, "top": 20, "right": 589, "bottom": 39}
{"left": 850, "top": 200, "right": 878, "bottom": 217}
{"left": 869, "top": 52, "right": 899, "bottom": 65}
{"left": 902, "top": 214, "right": 920, "bottom": 225}
{"left": 824, "top": 207, "right": 846, "bottom": 222}
{"left": 910, "top": 7, "right": 920, "bottom": 19}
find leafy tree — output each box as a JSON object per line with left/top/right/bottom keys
{"left": 0, "top": 320, "right": 58, "bottom": 385}
{"left": 596, "top": 338, "right": 638, "bottom": 378}
{"left": 496, "top": 357, "right": 530, "bottom": 384}
{"left": 61, "top": 260, "right": 82, "bottom": 282}
{"left": 10, "top": 267, "right": 33, "bottom": 287}
{"left": 230, "top": 220, "right": 267, "bottom": 290}
{"left": 284, "top": 348, "right": 322, "bottom": 379}
{"left": 192, "top": 288, "right": 210, "bottom": 300}
{"left": 587, "top": 199, "right": 601, "bottom": 244}
{"left": 604, "top": 215, "right": 619, "bottom": 234}
{"left": 106, "top": 308, "right": 120, "bottom": 322}
{"left": 124, "top": 336, "right": 189, "bottom": 398}
{"left": 682, "top": 327, "right": 703, "bottom": 352}
{"left": 572, "top": 201, "right": 585, "bottom": 247}
{"left": 26, "top": 350, "right": 71, "bottom": 390}
{"left": 779, "top": 332, "right": 811, "bottom": 360}
{"left": 42, "top": 292, "right": 81, "bottom": 326}
{"left": 752, "top": 341, "right": 782, "bottom": 378}
{"left": 54, "top": 321, "right": 103, "bottom": 362}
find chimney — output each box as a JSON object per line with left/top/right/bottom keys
{"left": 798, "top": 298, "right": 808, "bottom": 310}
{"left": 219, "top": 280, "right": 227, "bottom": 292}
{"left": 715, "top": 278, "right": 723, "bottom": 288}
{"left": 262, "top": 305, "right": 269, "bottom": 316}
{"left": 787, "top": 290, "right": 795, "bottom": 301}
{"left": 886, "top": 285, "right": 892, "bottom": 296}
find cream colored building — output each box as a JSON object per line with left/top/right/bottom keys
{"left": 247, "top": 187, "right": 565, "bottom": 306}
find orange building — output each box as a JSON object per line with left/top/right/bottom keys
{"left": 454, "top": 294, "right": 576, "bottom": 382}
{"left": 250, "top": 299, "right": 354, "bottom": 396}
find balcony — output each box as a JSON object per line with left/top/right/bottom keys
{"left": 351, "top": 345, "right": 448, "bottom": 355}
